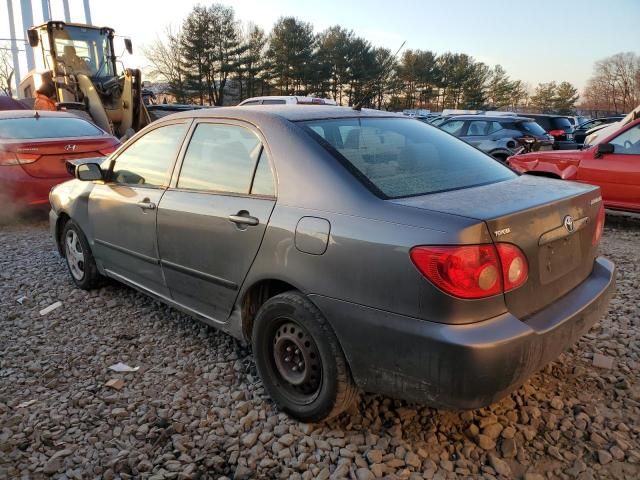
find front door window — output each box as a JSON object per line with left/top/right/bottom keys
{"left": 609, "top": 124, "right": 640, "bottom": 155}
{"left": 111, "top": 123, "right": 188, "bottom": 187}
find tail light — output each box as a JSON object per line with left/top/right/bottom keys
{"left": 98, "top": 144, "right": 119, "bottom": 156}
{"left": 548, "top": 129, "right": 565, "bottom": 138}
{"left": 410, "top": 243, "right": 529, "bottom": 299}
{"left": 592, "top": 205, "right": 605, "bottom": 246}
{"left": 496, "top": 243, "right": 529, "bottom": 291}
{"left": 0, "top": 152, "right": 40, "bottom": 166}
{"left": 0, "top": 152, "right": 19, "bottom": 166}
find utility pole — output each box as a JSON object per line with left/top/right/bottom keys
{"left": 19, "top": 0, "right": 35, "bottom": 71}
{"left": 6, "top": 0, "right": 22, "bottom": 91}
{"left": 83, "top": 0, "right": 92, "bottom": 24}
{"left": 41, "top": 0, "right": 50, "bottom": 21}
{"left": 62, "top": 0, "right": 70, "bottom": 22}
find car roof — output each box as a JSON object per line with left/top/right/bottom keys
{"left": 520, "top": 113, "right": 569, "bottom": 119}
{"left": 588, "top": 116, "right": 623, "bottom": 121}
{"left": 441, "top": 114, "right": 534, "bottom": 122}
{"left": 0, "top": 110, "right": 83, "bottom": 120}
{"left": 167, "top": 105, "right": 401, "bottom": 123}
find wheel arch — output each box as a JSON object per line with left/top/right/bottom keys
{"left": 239, "top": 278, "right": 301, "bottom": 341}
{"left": 55, "top": 211, "right": 71, "bottom": 256}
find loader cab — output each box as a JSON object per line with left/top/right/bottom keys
{"left": 20, "top": 21, "right": 147, "bottom": 138}
{"left": 28, "top": 21, "right": 119, "bottom": 81}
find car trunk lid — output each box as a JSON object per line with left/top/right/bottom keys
{"left": 392, "top": 175, "right": 602, "bottom": 319}
{"left": 2, "top": 137, "right": 118, "bottom": 179}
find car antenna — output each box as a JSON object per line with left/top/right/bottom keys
{"left": 34, "top": 111, "right": 40, "bottom": 119}
{"left": 352, "top": 40, "right": 406, "bottom": 112}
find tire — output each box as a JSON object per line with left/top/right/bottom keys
{"left": 252, "top": 291, "right": 358, "bottom": 422}
{"left": 61, "top": 220, "right": 102, "bottom": 290}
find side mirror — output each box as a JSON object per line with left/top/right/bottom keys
{"left": 27, "top": 29, "right": 39, "bottom": 47}
{"left": 595, "top": 143, "right": 615, "bottom": 158}
{"left": 124, "top": 38, "right": 133, "bottom": 54}
{"left": 75, "top": 162, "right": 103, "bottom": 181}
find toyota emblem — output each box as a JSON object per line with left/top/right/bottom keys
{"left": 64, "top": 144, "right": 77, "bottom": 152}
{"left": 563, "top": 215, "right": 575, "bottom": 233}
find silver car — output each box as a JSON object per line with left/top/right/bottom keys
{"left": 50, "top": 106, "right": 615, "bottom": 421}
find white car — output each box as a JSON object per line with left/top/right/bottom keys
{"left": 237, "top": 96, "right": 337, "bottom": 106}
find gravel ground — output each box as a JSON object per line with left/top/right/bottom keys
{"left": 0, "top": 218, "right": 638, "bottom": 480}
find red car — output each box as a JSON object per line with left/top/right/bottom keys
{"left": 508, "top": 118, "right": 640, "bottom": 213}
{"left": 0, "top": 110, "right": 120, "bottom": 211}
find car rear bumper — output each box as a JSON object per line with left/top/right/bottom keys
{"left": 310, "top": 256, "right": 615, "bottom": 409}
{"left": 0, "top": 165, "right": 64, "bottom": 207}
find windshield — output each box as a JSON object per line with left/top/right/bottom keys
{"left": 0, "top": 117, "right": 103, "bottom": 139}
{"left": 301, "top": 117, "right": 516, "bottom": 199}
{"left": 52, "top": 26, "right": 115, "bottom": 78}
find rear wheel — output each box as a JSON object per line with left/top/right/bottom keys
{"left": 62, "top": 220, "right": 101, "bottom": 290}
{"left": 252, "top": 291, "right": 358, "bottom": 422}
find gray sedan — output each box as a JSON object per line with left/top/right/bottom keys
{"left": 49, "top": 106, "right": 615, "bottom": 422}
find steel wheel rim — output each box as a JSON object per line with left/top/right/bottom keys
{"left": 65, "top": 230, "right": 85, "bottom": 281}
{"left": 271, "top": 320, "right": 322, "bottom": 404}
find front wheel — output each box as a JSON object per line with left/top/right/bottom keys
{"left": 62, "top": 220, "right": 102, "bottom": 290}
{"left": 252, "top": 291, "right": 358, "bottom": 422}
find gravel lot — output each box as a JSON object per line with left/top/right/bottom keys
{"left": 1, "top": 218, "right": 638, "bottom": 480}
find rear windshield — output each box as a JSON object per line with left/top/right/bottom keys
{"left": 519, "top": 121, "right": 547, "bottom": 135}
{"left": 549, "top": 117, "right": 573, "bottom": 130}
{"left": 0, "top": 116, "right": 103, "bottom": 139}
{"left": 300, "top": 117, "right": 516, "bottom": 199}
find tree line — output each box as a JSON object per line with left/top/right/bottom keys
{"left": 144, "top": 3, "right": 584, "bottom": 112}
{"left": 581, "top": 52, "right": 640, "bottom": 114}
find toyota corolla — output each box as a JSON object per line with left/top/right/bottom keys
{"left": 49, "top": 106, "right": 615, "bottom": 422}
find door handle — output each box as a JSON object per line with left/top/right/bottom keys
{"left": 228, "top": 213, "right": 259, "bottom": 226}
{"left": 137, "top": 200, "right": 156, "bottom": 210}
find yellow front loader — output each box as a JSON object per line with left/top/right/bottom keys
{"left": 18, "top": 21, "right": 149, "bottom": 138}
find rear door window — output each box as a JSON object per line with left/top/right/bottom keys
{"left": 177, "top": 123, "right": 262, "bottom": 194}
{"left": 440, "top": 120, "right": 465, "bottom": 136}
{"left": 487, "top": 122, "right": 503, "bottom": 135}
{"left": 467, "top": 121, "right": 489, "bottom": 136}
{"left": 250, "top": 150, "right": 276, "bottom": 196}
{"left": 0, "top": 116, "right": 103, "bottom": 139}
{"left": 301, "top": 117, "right": 515, "bottom": 199}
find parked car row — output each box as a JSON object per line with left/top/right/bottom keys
{"left": 509, "top": 115, "right": 640, "bottom": 213}
{"left": 572, "top": 116, "right": 624, "bottom": 146}
{"left": 437, "top": 115, "right": 554, "bottom": 162}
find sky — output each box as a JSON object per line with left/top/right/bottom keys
{"left": 2, "top": 0, "right": 639, "bottom": 93}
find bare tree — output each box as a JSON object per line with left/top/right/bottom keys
{"left": 142, "top": 27, "right": 188, "bottom": 103}
{"left": 582, "top": 52, "right": 640, "bottom": 113}
{"left": 0, "top": 48, "right": 14, "bottom": 97}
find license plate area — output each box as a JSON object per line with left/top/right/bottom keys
{"left": 538, "top": 234, "right": 581, "bottom": 285}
